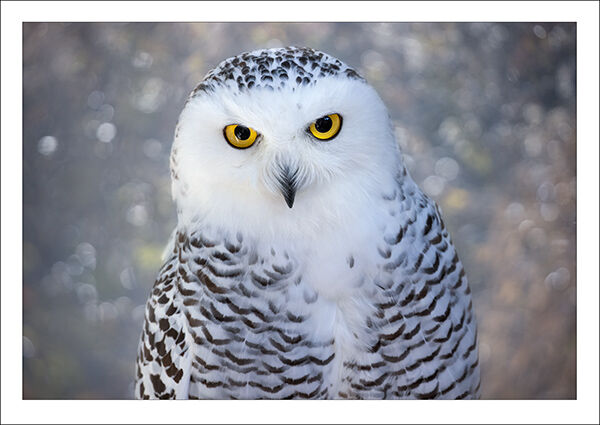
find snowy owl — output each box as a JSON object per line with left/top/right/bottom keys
{"left": 135, "top": 47, "right": 480, "bottom": 399}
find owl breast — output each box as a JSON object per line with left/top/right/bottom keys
{"left": 136, "top": 175, "right": 479, "bottom": 400}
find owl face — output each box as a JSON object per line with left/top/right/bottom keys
{"left": 171, "top": 48, "right": 401, "bottom": 235}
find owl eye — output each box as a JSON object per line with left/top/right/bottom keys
{"left": 223, "top": 124, "right": 259, "bottom": 149}
{"left": 308, "top": 113, "right": 342, "bottom": 141}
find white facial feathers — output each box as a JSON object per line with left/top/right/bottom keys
{"left": 171, "top": 48, "right": 402, "bottom": 241}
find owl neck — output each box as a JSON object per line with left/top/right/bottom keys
{"left": 173, "top": 164, "right": 413, "bottom": 250}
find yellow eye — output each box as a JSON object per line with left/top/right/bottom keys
{"left": 308, "top": 113, "right": 342, "bottom": 141}
{"left": 223, "top": 124, "right": 258, "bottom": 149}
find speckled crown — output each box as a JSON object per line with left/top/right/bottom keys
{"left": 190, "top": 46, "right": 364, "bottom": 97}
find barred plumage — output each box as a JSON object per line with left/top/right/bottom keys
{"left": 135, "top": 47, "right": 480, "bottom": 399}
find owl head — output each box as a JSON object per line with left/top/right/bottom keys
{"left": 171, "top": 47, "right": 402, "bottom": 238}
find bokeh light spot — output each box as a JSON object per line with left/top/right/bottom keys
{"left": 38, "top": 136, "right": 58, "bottom": 156}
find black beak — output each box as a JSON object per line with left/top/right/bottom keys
{"left": 276, "top": 165, "right": 299, "bottom": 208}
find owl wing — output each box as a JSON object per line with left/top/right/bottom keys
{"left": 351, "top": 178, "right": 480, "bottom": 399}
{"left": 135, "top": 249, "right": 193, "bottom": 399}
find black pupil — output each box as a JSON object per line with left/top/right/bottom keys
{"left": 234, "top": 125, "right": 251, "bottom": 140}
{"left": 315, "top": 116, "right": 333, "bottom": 133}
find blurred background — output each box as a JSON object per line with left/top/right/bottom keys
{"left": 23, "top": 22, "right": 576, "bottom": 399}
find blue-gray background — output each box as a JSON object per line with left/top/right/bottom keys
{"left": 23, "top": 22, "right": 576, "bottom": 399}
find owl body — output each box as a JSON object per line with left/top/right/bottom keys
{"left": 135, "top": 47, "right": 480, "bottom": 399}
